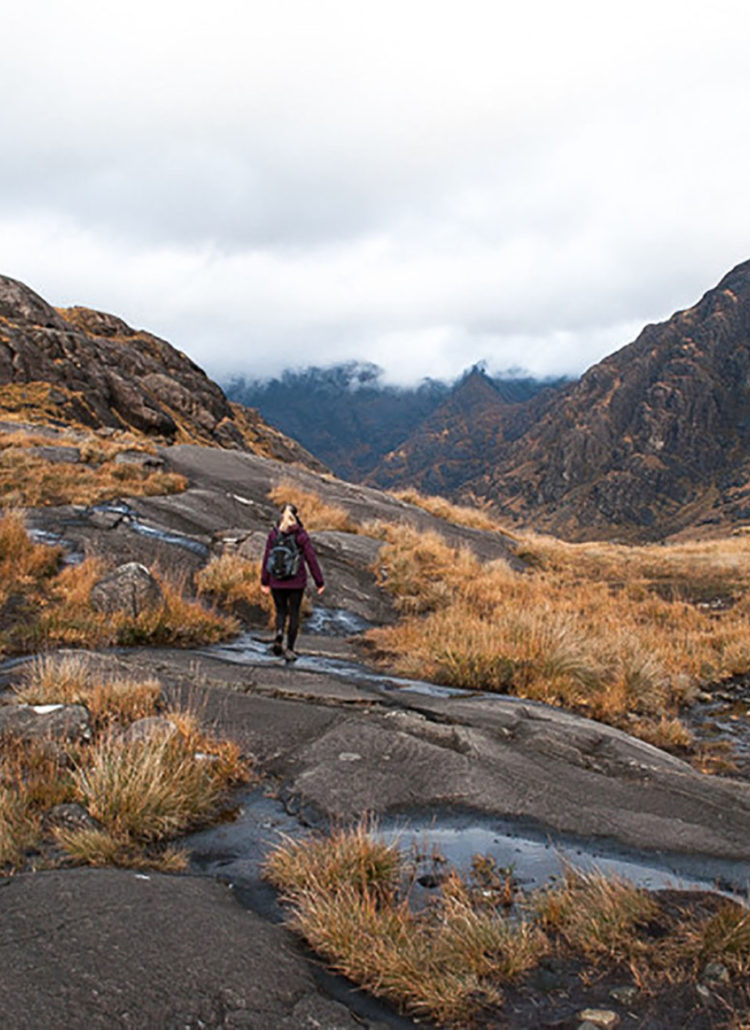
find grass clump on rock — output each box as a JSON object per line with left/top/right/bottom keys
{"left": 265, "top": 824, "right": 543, "bottom": 1026}
{"left": 0, "top": 654, "right": 250, "bottom": 872}
{"left": 266, "top": 825, "right": 750, "bottom": 1026}
{"left": 267, "top": 479, "right": 361, "bottom": 533}
{"left": 0, "top": 426, "right": 187, "bottom": 507}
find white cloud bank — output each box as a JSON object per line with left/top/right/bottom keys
{"left": 1, "top": 0, "right": 749, "bottom": 383}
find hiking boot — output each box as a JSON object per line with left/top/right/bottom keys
{"left": 284, "top": 648, "right": 298, "bottom": 663}
{"left": 271, "top": 634, "right": 283, "bottom": 656}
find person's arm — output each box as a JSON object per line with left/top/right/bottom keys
{"left": 300, "top": 530, "right": 325, "bottom": 591}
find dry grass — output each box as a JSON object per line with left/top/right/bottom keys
{"left": 0, "top": 518, "right": 238, "bottom": 654}
{"left": 0, "top": 427, "right": 187, "bottom": 506}
{"left": 367, "top": 523, "right": 750, "bottom": 755}
{"left": 73, "top": 722, "right": 245, "bottom": 845}
{"left": 392, "top": 488, "right": 512, "bottom": 534}
{"left": 0, "top": 657, "right": 250, "bottom": 873}
{"left": 15, "top": 653, "right": 163, "bottom": 730}
{"left": 196, "top": 553, "right": 272, "bottom": 614}
{"left": 266, "top": 821, "right": 402, "bottom": 899}
{"left": 265, "top": 824, "right": 540, "bottom": 1024}
{"left": 266, "top": 824, "right": 750, "bottom": 1025}
{"left": 534, "top": 864, "right": 659, "bottom": 964}
{"left": 267, "top": 480, "right": 360, "bottom": 533}
{"left": 0, "top": 737, "right": 74, "bottom": 867}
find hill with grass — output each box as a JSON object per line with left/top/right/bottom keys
{"left": 366, "top": 259, "right": 750, "bottom": 541}
{"left": 0, "top": 274, "right": 324, "bottom": 469}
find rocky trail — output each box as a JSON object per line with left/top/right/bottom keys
{"left": 3, "top": 444, "right": 750, "bottom": 1028}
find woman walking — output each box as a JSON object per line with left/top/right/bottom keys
{"left": 260, "top": 502, "right": 325, "bottom": 661}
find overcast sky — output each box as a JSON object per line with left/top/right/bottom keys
{"left": 2, "top": 0, "right": 749, "bottom": 385}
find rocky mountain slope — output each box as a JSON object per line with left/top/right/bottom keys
{"left": 367, "top": 366, "right": 564, "bottom": 497}
{"left": 225, "top": 362, "right": 560, "bottom": 482}
{"left": 0, "top": 274, "right": 325, "bottom": 469}
{"left": 465, "top": 259, "right": 750, "bottom": 540}
{"left": 366, "top": 259, "right": 750, "bottom": 541}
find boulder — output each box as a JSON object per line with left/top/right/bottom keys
{"left": 0, "top": 703, "right": 91, "bottom": 743}
{"left": 89, "top": 562, "right": 164, "bottom": 617}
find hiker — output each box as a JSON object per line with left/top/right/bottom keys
{"left": 260, "top": 502, "right": 325, "bottom": 661}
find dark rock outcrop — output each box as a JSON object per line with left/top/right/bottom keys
{"left": 0, "top": 274, "right": 326, "bottom": 470}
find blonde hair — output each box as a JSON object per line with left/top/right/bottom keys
{"left": 278, "top": 504, "right": 298, "bottom": 532}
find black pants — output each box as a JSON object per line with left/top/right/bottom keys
{"left": 271, "top": 588, "right": 304, "bottom": 650}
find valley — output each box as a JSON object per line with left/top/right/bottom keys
{"left": 2, "top": 272, "right": 750, "bottom": 1026}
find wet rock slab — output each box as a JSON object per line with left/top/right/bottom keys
{"left": 0, "top": 868, "right": 364, "bottom": 1029}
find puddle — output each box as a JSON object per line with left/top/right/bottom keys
{"left": 688, "top": 677, "right": 750, "bottom": 777}
{"left": 90, "top": 502, "right": 210, "bottom": 558}
{"left": 185, "top": 790, "right": 750, "bottom": 922}
{"left": 305, "top": 606, "right": 372, "bottom": 636}
{"left": 378, "top": 813, "right": 750, "bottom": 899}
{"left": 28, "top": 528, "right": 84, "bottom": 565}
{"left": 201, "top": 630, "right": 469, "bottom": 698}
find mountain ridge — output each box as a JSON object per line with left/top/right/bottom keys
{"left": 0, "top": 274, "right": 325, "bottom": 471}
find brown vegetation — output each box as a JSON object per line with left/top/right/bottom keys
{"left": 392, "top": 487, "right": 512, "bottom": 534}
{"left": 266, "top": 824, "right": 750, "bottom": 1026}
{"left": 366, "top": 511, "right": 750, "bottom": 757}
{"left": 0, "top": 511, "right": 237, "bottom": 654}
{"left": 0, "top": 426, "right": 186, "bottom": 506}
{"left": 1, "top": 654, "right": 250, "bottom": 871}
{"left": 267, "top": 480, "right": 360, "bottom": 533}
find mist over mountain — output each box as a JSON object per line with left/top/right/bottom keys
{"left": 224, "top": 363, "right": 563, "bottom": 482}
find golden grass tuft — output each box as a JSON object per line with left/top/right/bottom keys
{"left": 266, "top": 825, "right": 750, "bottom": 1024}
{"left": 16, "top": 653, "right": 163, "bottom": 730}
{"left": 0, "top": 654, "right": 250, "bottom": 873}
{"left": 266, "top": 824, "right": 545, "bottom": 1026}
{"left": 267, "top": 479, "right": 360, "bottom": 533}
{"left": 0, "top": 736, "right": 76, "bottom": 867}
{"left": 196, "top": 553, "right": 273, "bottom": 615}
{"left": 534, "top": 864, "right": 659, "bottom": 964}
{"left": 0, "top": 427, "right": 187, "bottom": 506}
{"left": 73, "top": 731, "right": 235, "bottom": 844}
{"left": 265, "top": 821, "right": 402, "bottom": 900}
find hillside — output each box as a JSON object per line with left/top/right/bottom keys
{"left": 225, "top": 362, "right": 450, "bottom": 480}
{"left": 226, "top": 362, "right": 560, "bottom": 483}
{"left": 466, "top": 259, "right": 750, "bottom": 540}
{"left": 367, "top": 366, "right": 564, "bottom": 496}
{"left": 0, "top": 274, "right": 325, "bottom": 470}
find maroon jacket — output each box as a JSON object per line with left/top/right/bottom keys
{"left": 261, "top": 524, "right": 325, "bottom": 591}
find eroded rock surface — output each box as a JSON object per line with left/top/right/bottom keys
{"left": 0, "top": 869, "right": 364, "bottom": 1029}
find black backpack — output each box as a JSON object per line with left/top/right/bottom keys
{"left": 266, "top": 529, "right": 302, "bottom": 580}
